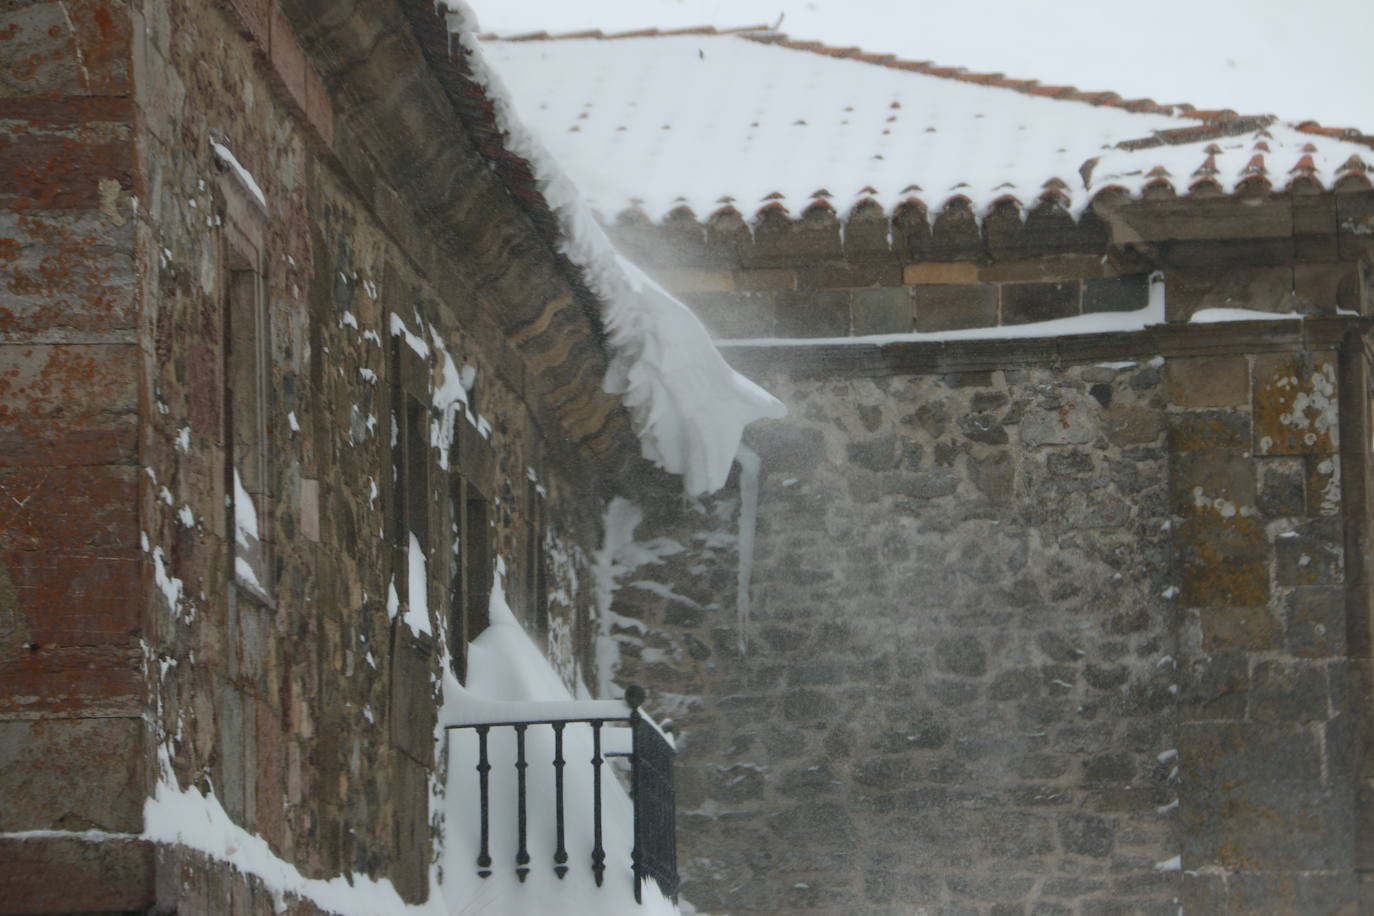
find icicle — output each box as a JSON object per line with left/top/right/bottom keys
{"left": 735, "top": 445, "right": 761, "bottom": 658}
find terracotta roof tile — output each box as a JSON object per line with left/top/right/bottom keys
{"left": 480, "top": 27, "right": 1374, "bottom": 224}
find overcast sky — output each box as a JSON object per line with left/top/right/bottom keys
{"left": 468, "top": 0, "right": 1373, "bottom": 130}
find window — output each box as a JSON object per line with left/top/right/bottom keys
{"left": 525, "top": 476, "right": 549, "bottom": 644}
{"left": 390, "top": 332, "right": 431, "bottom": 606}
{"left": 449, "top": 412, "right": 494, "bottom": 680}
{"left": 221, "top": 189, "right": 271, "bottom": 604}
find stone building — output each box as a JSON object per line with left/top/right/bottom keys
{"left": 0, "top": 2, "right": 778, "bottom": 913}
{"left": 485, "top": 29, "right": 1374, "bottom": 914}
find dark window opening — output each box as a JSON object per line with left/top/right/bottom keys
{"left": 526, "top": 479, "right": 549, "bottom": 644}
{"left": 225, "top": 252, "right": 271, "bottom": 603}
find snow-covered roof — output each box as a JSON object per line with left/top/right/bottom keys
{"left": 407, "top": 4, "right": 783, "bottom": 496}
{"left": 477, "top": 27, "right": 1374, "bottom": 223}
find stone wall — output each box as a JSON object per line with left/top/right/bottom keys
{"left": 0, "top": 0, "right": 152, "bottom": 908}
{"left": 606, "top": 190, "right": 1374, "bottom": 913}
{"left": 1, "top": 0, "right": 640, "bottom": 911}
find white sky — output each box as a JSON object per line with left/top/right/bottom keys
{"left": 467, "top": 0, "right": 1374, "bottom": 130}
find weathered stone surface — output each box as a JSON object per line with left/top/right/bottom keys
{"left": 0, "top": 717, "right": 143, "bottom": 832}
{"left": 0, "top": 836, "right": 153, "bottom": 913}
{"left": 1252, "top": 353, "right": 1339, "bottom": 456}
{"left": 1002, "top": 282, "right": 1080, "bottom": 325}
{"left": 1083, "top": 274, "right": 1148, "bottom": 313}
{"left": 851, "top": 287, "right": 912, "bottom": 335}
{"left": 1165, "top": 355, "right": 1250, "bottom": 408}
{"left": 774, "top": 289, "right": 852, "bottom": 337}
{"left": 912, "top": 283, "right": 998, "bottom": 331}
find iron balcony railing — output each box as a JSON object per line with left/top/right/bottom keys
{"left": 443, "top": 685, "right": 678, "bottom": 904}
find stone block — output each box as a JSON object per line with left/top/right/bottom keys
{"left": 1164, "top": 266, "right": 1297, "bottom": 321}
{"left": 1181, "top": 781, "right": 1352, "bottom": 872}
{"left": 1199, "top": 604, "right": 1281, "bottom": 652}
{"left": 1167, "top": 410, "right": 1250, "bottom": 452}
{"left": 733, "top": 268, "right": 796, "bottom": 291}
{"left": 0, "top": 644, "right": 143, "bottom": 718}
{"left": 1058, "top": 812, "right": 1115, "bottom": 857}
{"left": 1164, "top": 356, "right": 1250, "bottom": 409}
{"left": 1001, "top": 281, "right": 1079, "bottom": 325}
{"left": 305, "top": 65, "right": 335, "bottom": 148}
{"left": 0, "top": 717, "right": 143, "bottom": 832}
{"left": 1252, "top": 353, "right": 1339, "bottom": 455}
{"left": 0, "top": 836, "right": 153, "bottom": 913}
{"left": 1178, "top": 721, "right": 1322, "bottom": 788}
{"left": 0, "top": 211, "right": 137, "bottom": 340}
{"left": 650, "top": 268, "right": 734, "bottom": 293}
{"left": 1170, "top": 450, "right": 1256, "bottom": 517}
{"left": 851, "top": 287, "right": 912, "bottom": 335}
{"left": 3, "top": 547, "right": 140, "bottom": 646}
{"left": 1274, "top": 519, "right": 1343, "bottom": 586}
{"left": 846, "top": 435, "right": 898, "bottom": 471}
{"left": 1293, "top": 262, "right": 1362, "bottom": 314}
{"left": 1083, "top": 275, "right": 1148, "bottom": 313}
{"left": 912, "top": 283, "right": 998, "bottom": 331}
{"left": 681, "top": 291, "right": 776, "bottom": 339}
{"left": 798, "top": 261, "right": 901, "bottom": 289}
{"left": 1178, "top": 652, "right": 1248, "bottom": 720}
{"left": 1248, "top": 660, "right": 1329, "bottom": 723}
{"left": 978, "top": 254, "right": 1109, "bottom": 283}
{"left": 1172, "top": 516, "right": 1268, "bottom": 607}
{"left": 1255, "top": 456, "right": 1306, "bottom": 516}
{"left": 773, "top": 289, "right": 851, "bottom": 338}
{"left": 1305, "top": 453, "right": 1341, "bottom": 517}
{"left": 935, "top": 635, "right": 987, "bottom": 677}
{"left": 1101, "top": 407, "right": 1163, "bottom": 446}
{"left": 0, "top": 466, "right": 137, "bottom": 552}
{"left": 1285, "top": 587, "right": 1346, "bottom": 658}
{"left": 905, "top": 261, "right": 978, "bottom": 285}
{"left": 1018, "top": 397, "right": 1098, "bottom": 446}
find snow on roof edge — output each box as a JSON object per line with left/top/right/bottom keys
{"left": 441, "top": 1, "right": 785, "bottom": 496}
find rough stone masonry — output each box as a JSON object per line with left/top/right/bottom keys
{"left": 603, "top": 188, "right": 1374, "bottom": 914}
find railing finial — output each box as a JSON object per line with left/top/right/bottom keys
{"left": 624, "top": 683, "right": 646, "bottom": 710}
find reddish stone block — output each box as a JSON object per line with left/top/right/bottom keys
{"left": 0, "top": 0, "right": 83, "bottom": 97}
{"left": 0, "top": 413, "right": 136, "bottom": 466}
{"left": 4, "top": 548, "right": 141, "bottom": 646}
{"left": 0, "top": 717, "right": 144, "bottom": 831}
{"left": 66, "top": 0, "right": 133, "bottom": 95}
{"left": 0, "top": 644, "right": 143, "bottom": 717}
{"left": 0, "top": 211, "right": 138, "bottom": 339}
{"left": 0, "top": 342, "right": 137, "bottom": 415}
{"left": 0, "top": 95, "right": 135, "bottom": 125}
{"left": 0, "top": 836, "right": 153, "bottom": 913}
{"left": 304, "top": 66, "right": 334, "bottom": 149}
{"left": 255, "top": 696, "right": 287, "bottom": 855}
{"left": 0, "top": 466, "right": 138, "bottom": 551}
{"left": 0, "top": 123, "right": 134, "bottom": 210}
{"left": 268, "top": 6, "right": 309, "bottom": 118}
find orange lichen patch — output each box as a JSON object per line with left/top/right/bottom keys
{"left": 0, "top": 213, "right": 135, "bottom": 337}
{"left": 0, "top": 344, "right": 138, "bottom": 466}
{"left": 1252, "top": 354, "right": 1339, "bottom": 456}
{"left": 1174, "top": 516, "right": 1269, "bottom": 608}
